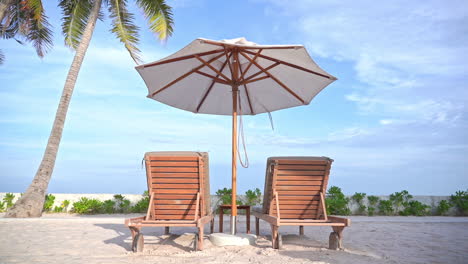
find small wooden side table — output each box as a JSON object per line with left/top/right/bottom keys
{"left": 218, "top": 205, "right": 251, "bottom": 234}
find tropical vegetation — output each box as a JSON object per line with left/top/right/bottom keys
{"left": 0, "top": 0, "right": 53, "bottom": 64}
{"left": 5, "top": 0, "right": 174, "bottom": 218}
{"left": 2, "top": 188, "right": 464, "bottom": 216}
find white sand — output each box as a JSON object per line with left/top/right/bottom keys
{"left": 0, "top": 214, "right": 467, "bottom": 264}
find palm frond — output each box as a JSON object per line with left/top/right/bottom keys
{"left": 136, "top": 0, "right": 173, "bottom": 41}
{"left": 25, "top": 10, "right": 53, "bottom": 57}
{"left": 59, "top": 0, "right": 93, "bottom": 49}
{"left": 25, "top": 0, "right": 53, "bottom": 57}
{"left": 108, "top": 0, "right": 141, "bottom": 63}
{"left": 1, "top": 0, "right": 53, "bottom": 57}
{"left": 25, "top": 0, "right": 44, "bottom": 21}
{"left": 0, "top": 3, "right": 19, "bottom": 39}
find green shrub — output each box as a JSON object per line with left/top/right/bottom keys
{"left": 450, "top": 190, "right": 468, "bottom": 216}
{"left": 62, "top": 200, "right": 70, "bottom": 210}
{"left": 389, "top": 190, "right": 413, "bottom": 215}
{"left": 358, "top": 204, "right": 367, "bottom": 215}
{"left": 215, "top": 188, "right": 244, "bottom": 214}
{"left": 367, "top": 195, "right": 380, "bottom": 216}
{"left": 437, "top": 200, "right": 452, "bottom": 216}
{"left": 245, "top": 188, "right": 262, "bottom": 206}
{"left": 326, "top": 186, "right": 351, "bottom": 215}
{"left": 351, "top": 192, "right": 367, "bottom": 215}
{"left": 114, "top": 194, "right": 131, "bottom": 213}
{"left": 0, "top": 201, "right": 5, "bottom": 212}
{"left": 43, "top": 194, "right": 56, "bottom": 212}
{"left": 400, "top": 200, "right": 430, "bottom": 216}
{"left": 101, "top": 200, "right": 115, "bottom": 214}
{"left": 72, "top": 197, "right": 103, "bottom": 214}
{"left": 3, "top": 193, "right": 15, "bottom": 209}
{"left": 378, "top": 200, "right": 393, "bottom": 215}
{"left": 132, "top": 191, "right": 150, "bottom": 213}
{"left": 216, "top": 188, "right": 243, "bottom": 206}
{"left": 52, "top": 200, "right": 70, "bottom": 213}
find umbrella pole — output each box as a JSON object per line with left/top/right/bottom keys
{"left": 231, "top": 84, "right": 238, "bottom": 235}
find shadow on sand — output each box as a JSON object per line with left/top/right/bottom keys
{"left": 94, "top": 223, "right": 201, "bottom": 252}
{"left": 273, "top": 234, "right": 383, "bottom": 264}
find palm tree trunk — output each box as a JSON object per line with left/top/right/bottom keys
{"left": 0, "top": 0, "right": 15, "bottom": 23}
{"left": 5, "top": 0, "right": 103, "bottom": 218}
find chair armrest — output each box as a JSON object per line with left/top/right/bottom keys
{"left": 328, "top": 216, "right": 351, "bottom": 226}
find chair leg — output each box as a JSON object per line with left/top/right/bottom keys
{"left": 197, "top": 226, "right": 204, "bottom": 251}
{"left": 255, "top": 217, "right": 260, "bottom": 236}
{"left": 219, "top": 210, "right": 224, "bottom": 233}
{"left": 246, "top": 207, "right": 251, "bottom": 234}
{"left": 164, "top": 226, "right": 170, "bottom": 235}
{"left": 270, "top": 224, "right": 279, "bottom": 249}
{"left": 210, "top": 218, "right": 214, "bottom": 234}
{"left": 129, "top": 226, "right": 140, "bottom": 240}
{"left": 299, "top": 225, "right": 304, "bottom": 236}
{"left": 329, "top": 226, "right": 345, "bottom": 250}
{"left": 129, "top": 227, "right": 144, "bottom": 252}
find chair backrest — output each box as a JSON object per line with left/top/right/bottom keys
{"left": 262, "top": 156, "right": 333, "bottom": 219}
{"left": 144, "top": 151, "right": 210, "bottom": 221}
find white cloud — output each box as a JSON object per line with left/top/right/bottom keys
{"left": 346, "top": 93, "right": 463, "bottom": 125}
{"left": 262, "top": 0, "right": 468, "bottom": 126}
{"left": 379, "top": 119, "right": 394, "bottom": 125}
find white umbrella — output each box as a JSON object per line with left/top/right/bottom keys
{"left": 136, "top": 37, "right": 337, "bottom": 234}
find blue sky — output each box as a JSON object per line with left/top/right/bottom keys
{"left": 1, "top": 0, "right": 467, "bottom": 195}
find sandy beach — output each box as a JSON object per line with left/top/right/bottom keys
{"left": 0, "top": 214, "right": 467, "bottom": 264}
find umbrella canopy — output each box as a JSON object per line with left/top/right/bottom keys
{"left": 136, "top": 37, "right": 337, "bottom": 234}
{"left": 136, "top": 37, "right": 336, "bottom": 115}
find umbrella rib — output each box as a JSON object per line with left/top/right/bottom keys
{"left": 239, "top": 49, "right": 263, "bottom": 80}
{"left": 196, "top": 53, "right": 231, "bottom": 112}
{"left": 238, "top": 62, "right": 254, "bottom": 115}
{"left": 150, "top": 52, "right": 226, "bottom": 97}
{"left": 194, "top": 55, "right": 232, "bottom": 82}
{"left": 140, "top": 49, "right": 225, "bottom": 68}
{"left": 239, "top": 51, "right": 306, "bottom": 104}
{"left": 195, "top": 71, "right": 230, "bottom": 85}
{"left": 241, "top": 62, "right": 280, "bottom": 83}
{"left": 243, "top": 50, "right": 334, "bottom": 80}
{"left": 242, "top": 75, "right": 270, "bottom": 85}
{"left": 224, "top": 49, "right": 234, "bottom": 78}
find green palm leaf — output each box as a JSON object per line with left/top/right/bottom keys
{"left": 136, "top": 0, "right": 173, "bottom": 41}
{"left": 59, "top": 0, "right": 93, "bottom": 49}
{"left": 1, "top": 0, "right": 53, "bottom": 57}
{"left": 108, "top": 0, "right": 141, "bottom": 63}
{"left": 25, "top": 0, "right": 44, "bottom": 21}
{"left": 26, "top": 10, "right": 53, "bottom": 57}
{"left": 0, "top": 3, "right": 19, "bottom": 39}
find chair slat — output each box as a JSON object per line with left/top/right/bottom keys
{"left": 276, "top": 170, "right": 326, "bottom": 175}
{"left": 152, "top": 167, "right": 199, "bottom": 173}
{"left": 152, "top": 183, "right": 199, "bottom": 189}
{"left": 149, "top": 161, "right": 198, "bottom": 167}
{"left": 149, "top": 156, "right": 198, "bottom": 161}
{"left": 154, "top": 199, "right": 196, "bottom": 205}
{"left": 278, "top": 165, "right": 326, "bottom": 170}
{"left": 151, "top": 173, "right": 199, "bottom": 178}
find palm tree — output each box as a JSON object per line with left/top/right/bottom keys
{"left": 5, "top": 0, "right": 173, "bottom": 217}
{"left": 0, "top": 0, "right": 53, "bottom": 64}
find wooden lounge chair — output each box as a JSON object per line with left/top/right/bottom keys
{"left": 125, "top": 151, "right": 214, "bottom": 251}
{"left": 252, "top": 156, "right": 350, "bottom": 250}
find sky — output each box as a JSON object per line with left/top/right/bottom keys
{"left": 0, "top": 0, "right": 467, "bottom": 195}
